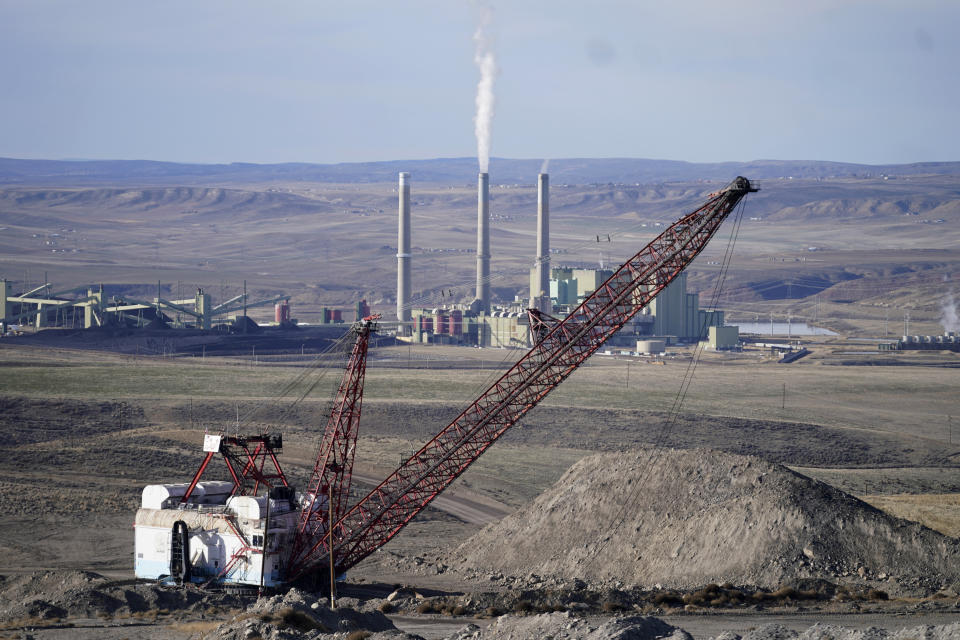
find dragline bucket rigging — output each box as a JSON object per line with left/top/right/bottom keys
{"left": 285, "top": 176, "right": 758, "bottom": 579}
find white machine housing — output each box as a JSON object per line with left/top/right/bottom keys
{"left": 134, "top": 481, "right": 308, "bottom": 587}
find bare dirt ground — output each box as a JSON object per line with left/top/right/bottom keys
{"left": 0, "top": 334, "right": 958, "bottom": 638}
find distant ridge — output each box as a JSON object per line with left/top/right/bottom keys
{"left": 1, "top": 156, "right": 959, "bottom": 186}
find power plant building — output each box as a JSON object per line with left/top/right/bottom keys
{"left": 643, "top": 272, "right": 719, "bottom": 340}
{"left": 550, "top": 278, "right": 578, "bottom": 307}
{"left": 703, "top": 325, "right": 740, "bottom": 350}
{"left": 534, "top": 268, "right": 726, "bottom": 343}
{"left": 394, "top": 169, "right": 729, "bottom": 349}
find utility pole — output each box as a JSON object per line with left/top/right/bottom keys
{"left": 260, "top": 487, "right": 271, "bottom": 596}
{"left": 243, "top": 280, "right": 248, "bottom": 335}
{"left": 329, "top": 490, "right": 336, "bottom": 609}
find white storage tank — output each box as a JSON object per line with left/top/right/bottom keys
{"left": 636, "top": 339, "right": 666, "bottom": 355}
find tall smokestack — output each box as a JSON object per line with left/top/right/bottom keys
{"left": 530, "top": 173, "right": 550, "bottom": 312}
{"left": 475, "top": 172, "right": 490, "bottom": 313}
{"left": 397, "top": 172, "right": 411, "bottom": 330}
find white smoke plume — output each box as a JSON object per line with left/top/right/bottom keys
{"left": 942, "top": 291, "right": 960, "bottom": 333}
{"left": 540, "top": 158, "right": 550, "bottom": 174}
{"left": 473, "top": 6, "right": 496, "bottom": 173}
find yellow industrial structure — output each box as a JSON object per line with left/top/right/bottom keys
{"left": 702, "top": 325, "right": 741, "bottom": 350}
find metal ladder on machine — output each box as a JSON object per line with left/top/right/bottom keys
{"left": 170, "top": 520, "right": 190, "bottom": 585}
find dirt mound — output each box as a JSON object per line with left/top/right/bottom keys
{"left": 201, "top": 587, "right": 408, "bottom": 639}
{"left": 0, "top": 570, "right": 247, "bottom": 621}
{"left": 450, "top": 613, "right": 689, "bottom": 640}
{"left": 452, "top": 449, "right": 960, "bottom": 593}
{"left": 726, "top": 622, "right": 960, "bottom": 640}
{"left": 458, "top": 619, "right": 960, "bottom": 640}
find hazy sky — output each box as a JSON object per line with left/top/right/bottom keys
{"left": 1, "top": 1, "right": 957, "bottom": 165}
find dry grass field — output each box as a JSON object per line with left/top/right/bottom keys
{"left": 1, "top": 328, "right": 957, "bottom": 581}
{"left": 860, "top": 493, "right": 960, "bottom": 538}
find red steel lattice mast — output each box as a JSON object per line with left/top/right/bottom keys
{"left": 288, "top": 315, "right": 380, "bottom": 568}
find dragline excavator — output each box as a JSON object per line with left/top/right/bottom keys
{"left": 133, "top": 177, "right": 757, "bottom": 588}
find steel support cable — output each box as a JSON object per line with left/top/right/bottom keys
{"left": 271, "top": 330, "right": 354, "bottom": 405}
{"left": 240, "top": 330, "right": 351, "bottom": 421}
{"left": 237, "top": 336, "right": 351, "bottom": 430}
{"left": 324, "top": 202, "right": 736, "bottom": 570}
{"left": 290, "top": 187, "right": 749, "bottom": 574}
{"left": 234, "top": 328, "right": 356, "bottom": 430}
{"left": 660, "top": 203, "right": 746, "bottom": 423}
{"left": 668, "top": 201, "right": 746, "bottom": 415}
{"left": 610, "top": 199, "right": 745, "bottom": 511}
{"left": 296, "top": 242, "right": 703, "bottom": 572}
{"left": 582, "top": 198, "right": 748, "bottom": 565}
{"left": 298, "top": 227, "right": 713, "bottom": 569}
{"left": 283, "top": 336, "right": 354, "bottom": 411}
{"left": 297, "top": 330, "right": 370, "bottom": 486}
